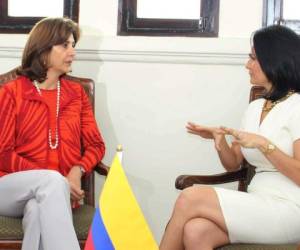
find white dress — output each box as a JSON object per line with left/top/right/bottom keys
{"left": 215, "top": 93, "right": 300, "bottom": 244}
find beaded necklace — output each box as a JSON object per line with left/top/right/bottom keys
{"left": 33, "top": 80, "right": 60, "bottom": 149}
{"left": 262, "top": 90, "right": 295, "bottom": 113}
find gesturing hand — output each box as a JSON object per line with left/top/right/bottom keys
{"left": 186, "top": 122, "right": 226, "bottom": 151}
{"left": 66, "top": 166, "right": 85, "bottom": 202}
{"left": 221, "top": 126, "right": 267, "bottom": 149}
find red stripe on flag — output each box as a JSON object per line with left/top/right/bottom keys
{"left": 84, "top": 229, "right": 95, "bottom": 250}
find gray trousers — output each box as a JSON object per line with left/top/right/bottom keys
{"left": 0, "top": 170, "right": 80, "bottom": 250}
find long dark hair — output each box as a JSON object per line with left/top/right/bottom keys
{"left": 253, "top": 25, "right": 300, "bottom": 101}
{"left": 17, "top": 17, "right": 80, "bottom": 82}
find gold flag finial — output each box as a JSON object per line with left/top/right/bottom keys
{"left": 116, "top": 144, "right": 123, "bottom": 152}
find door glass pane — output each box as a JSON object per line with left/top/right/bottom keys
{"left": 283, "top": 0, "right": 300, "bottom": 20}
{"left": 137, "top": 0, "right": 200, "bottom": 19}
{"left": 8, "top": 0, "right": 63, "bottom": 17}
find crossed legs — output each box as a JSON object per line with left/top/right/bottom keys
{"left": 0, "top": 170, "right": 80, "bottom": 250}
{"left": 160, "top": 186, "right": 230, "bottom": 250}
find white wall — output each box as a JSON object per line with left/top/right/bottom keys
{"left": 0, "top": 0, "right": 263, "bottom": 242}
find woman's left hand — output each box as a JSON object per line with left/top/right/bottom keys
{"left": 221, "top": 126, "right": 267, "bottom": 149}
{"left": 66, "top": 166, "right": 85, "bottom": 201}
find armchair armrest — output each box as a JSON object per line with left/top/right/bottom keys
{"left": 81, "top": 161, "right": 110, "bottom": 206}
{"left": 175, "top": 167, "right": 248, "bottom": 190}
{"left": 94, "top": 161, "right": 110, "bottom": 176}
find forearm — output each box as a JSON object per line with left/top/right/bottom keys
{"left": 257, "top": 140, "right": 300, "bottom": 186}
{"left": 0, "top": 150, "right": 41, "bottom": 173}
{"left": 0, "top": 89, "right": 41, "bottom": 172}
{"left": 217, "top": 137, "right": 242, "bottom": 171}
{"left": 79, "top": 87, "right": 106, "bottom": 173}
{"left": 77, "top": 142, "right": 105, "bottom": 173}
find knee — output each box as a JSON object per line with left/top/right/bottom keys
{"left": 175, "top": 186, "right": 214, "bottom": 212}
{"left": 183, "top": 219, "right": 210, "bottom": 246}
{"left": 24, "top": 199, "right": 39, "bottom": 217}
{"left": 175, "top": 187, "right": 196, "bottom": 211}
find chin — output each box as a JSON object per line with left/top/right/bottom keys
{"left": 63, "top": 67, "right": 72, "bottom": 74}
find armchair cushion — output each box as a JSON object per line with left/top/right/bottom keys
{"left": 216, "top": 244, "right": 296, "bottom": 250}
{"left": 73, "top": 205, "right": 95, "bottom": 240}
{"left": 0, "top": 215, "right": 22, "bottom": 240}
{"left": 0, "top": 205, "right": 95, "bottom": 241}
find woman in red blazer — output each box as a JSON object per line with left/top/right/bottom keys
{"left": 0, "top": 17, "right": 105, "bottom": 250}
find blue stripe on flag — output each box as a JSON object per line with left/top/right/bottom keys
{"left": 91, "top": 207, "right": 115, "bottom": 250}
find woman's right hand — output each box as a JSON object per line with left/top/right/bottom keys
{"left": 186, "top": 122, "right": 226, "bottom": 151}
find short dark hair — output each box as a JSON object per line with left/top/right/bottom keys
{"left": 17, "top": 17, "right": 80, "bottom": 82}
{"left": 253, "top": 25, "right": 300, "bottom": 101}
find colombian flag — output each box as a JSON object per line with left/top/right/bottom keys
{"left": 84, "top": 155, "right": 158, "bottom": 250}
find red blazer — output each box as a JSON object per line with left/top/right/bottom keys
{"left": 0, "top": 76, "right": 105, "bottom": 177}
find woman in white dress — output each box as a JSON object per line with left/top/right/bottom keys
{"left": 160, "top": 25, "right": 300, "bottom": 250}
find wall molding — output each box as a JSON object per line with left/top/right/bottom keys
{"left": 0, "top": 46, "right": 247, "bottom": 65}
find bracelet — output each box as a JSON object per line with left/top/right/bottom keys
{"left": 260, "top": 141, "right": 276, "bottom": 155}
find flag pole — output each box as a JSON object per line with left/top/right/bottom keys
{"left": 116, "top": 144, "right": 123, "bottom": 163}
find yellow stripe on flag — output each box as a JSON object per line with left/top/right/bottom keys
{"left": 100, "top": 155, "right": 158, "bottom": 250}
